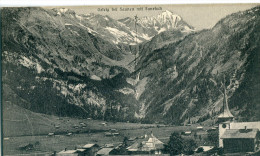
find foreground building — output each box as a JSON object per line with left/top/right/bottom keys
{"left": 96, "top": 148, "right": 117, "bottom": 156}
{"left": 218, "top": 85, "right": 260, "bottom": 153}
{"left": 82, "top": 144, "right": 100, "bottom": 156}
{"left": 221, "top": 128, "right": 259, "bottom": 153}
{"left": 127, "top": 133, "right": 164, "bottom": 155}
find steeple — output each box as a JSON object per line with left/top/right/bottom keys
{"left": 218, "top": 80, "right": 234, "bottom": 122}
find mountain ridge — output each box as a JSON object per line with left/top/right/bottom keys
{"left": 2, "top": 6, "right": 260, "bottom": 125}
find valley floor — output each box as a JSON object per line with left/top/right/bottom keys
{"left": 3, "top": 125, "right": 209, "bottom": 155}
{"left": 3, "top": 103, "right": 210, "bottom": 155}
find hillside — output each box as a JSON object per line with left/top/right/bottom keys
{"left": 3, "top": 102, "right": 156, "bottom": 137}
{"left": 132, "top": 6, "right": 260, "bottom": 124}
{"left": 1, "top": 7, "right": 139, "bottom": 121}
{"left": 2, "top": 6, "right": 260, "bottom": 126}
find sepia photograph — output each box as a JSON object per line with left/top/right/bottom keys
{"left": 1, "top": 2, "right": 260, "bottom": 155}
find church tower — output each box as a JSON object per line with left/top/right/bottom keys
{"left": 218, "top": 84, "right": 234, "bottom": 147}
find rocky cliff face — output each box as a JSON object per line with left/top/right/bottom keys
{"left": 1, "top": 7, "right": 138, "bottom": 121}
{"left": 2, "top": 6, "right": 260, "bottom": 124}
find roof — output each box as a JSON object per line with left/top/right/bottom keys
{"left": 105, "top": 144, "right": 114, "bottom": 147}
{"left": 83, "top": 144, "right": 98, "bottom": 148}
{"left": 218, "top": 111, "right": 234, "bottom": 118}
{"left": 76, "top": 149, "right": 86, "bottom": 152}
{"left": 58, "top": 150, "right": 77, "bottom": 154}
{"left": 97, "top": 148, "right": 114, "bottom": 155}
{"left": 127, "top": 134, "right": 164, "bottom": 152}
{"left": 230, "top": 122, "right": 260, "bottom": 130}
{"left": 195, "top": 146, "right": 214, "bottom": 152}
{"left": 221, "top": 129, "right": 258, "bottom": 139}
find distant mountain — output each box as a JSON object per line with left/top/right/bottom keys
{"left": 2, "top": 6, "right": 259, "bottom": 125}
{"left": 46, "top": 9, "right": 194, "bottom": 46}
{"left": 2, "top": 7, "right": 139, "bottom": 121}
{"left": 119, "top": 10, "right": 194, "bottom": 40}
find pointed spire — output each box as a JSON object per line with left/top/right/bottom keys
{"left": 218, "top": 76, "right": 234, "bottom": 122}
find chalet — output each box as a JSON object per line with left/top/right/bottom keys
{"left": 79, "top": 122, "right": 86, "bottom": 126}
{"left": 221, "top": 128, "right": 259, "bottom": 153}
{"left": 127, "top": 133, "right": 164, "bottom": 155}
{"left": 184, "top": 131, "right": 192, "bottom": 135}
{"left": 196, "top": 126, "right": 203, "bottom": 130}
{"left": 105, "top": 132, "right": 113, "bottom": 137}
{"left": 104, "top": 144, "right": 114, "bottom": 148}
{"left": 110, "top": 129, "right": 117, "bottom": 133}
{"left": 101, "top": 123, "right": 107, "bottom": 126}
{"left": 19, "top": 143, "right": 34, "bottom": 151}
{"left": 96, "top": 148, "right": 117, "bottom": 156}
{"left": 128, "top": 137, "right": 137, "bottom": 141}
{"left": 113, "top": 132, "right": 120, "bottom": 136}
{"left": 57, "top": 149, "right": 78, "bottom": 156}
{"left": 58, "top": 146, "right": 99, "bottom": 156}
{"left": 82, "top": 144, "right": 100, "bottom": 156}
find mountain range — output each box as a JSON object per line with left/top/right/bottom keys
{"left": 2, "top": 6, "right": 260, "bottom": 124}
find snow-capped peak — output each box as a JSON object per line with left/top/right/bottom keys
{"left": 162, "top": 10, "right": 174, "bottom": 16}
{"left": 157, "top": 10, "right": 182, "bottom": 22}
{"left": 56, "top": 8, "right": 76, "bottom": 17}
{"left": 59, "top": 8, "right": 69, "bottom": 13}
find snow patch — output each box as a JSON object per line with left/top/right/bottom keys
{"left": 135, "top": 77, "right": 148, "bottom": 100}
{"left": 90, "top": 75, "right": 102, "bottom": 81}
{"left": 79, "top": 23, "right": 99, "bottom": 34}
{"left": 59, "top": 8, "right": 68, "bottom": 13}
{"left": 20, "top": 56, "right": 44, "bottom": 73}
{"left": 106, "top": 27, "right": 128, "bottom": 38}
{"left": 118, "top": 88, "right": 135, "bottom": 95}
{"left": 158, "top": 27, "right": 166, "bottom": 33}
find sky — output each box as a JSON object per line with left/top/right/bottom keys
{"left": 57, "top": 4, "right": 259, "bottom": 30}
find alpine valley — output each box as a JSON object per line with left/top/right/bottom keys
{"left": 2, "top": 6, "right": 260, "bottom": 126}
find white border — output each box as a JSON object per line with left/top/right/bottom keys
{"left": 0, "top": 0, "right": 260, "bottom": 7}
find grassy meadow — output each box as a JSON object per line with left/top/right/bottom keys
{"left": 3, "top": 103, "right": 212, "bottom": 155}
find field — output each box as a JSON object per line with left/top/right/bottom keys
{"left": 3, "top": 103, "right": 157, "bottom": 137}
{"left": 3, "top": 126, "right": 210, "bottom": 155}
{"left": 3, "top": 103, "right": 211, "bottom": 155}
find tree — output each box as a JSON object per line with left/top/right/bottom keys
{"left": 196, "top": 147, "right": 204, "bottom": 153}
{"left": 183, "top": 139, "right": 197, "bottom": 155}
{"left": 164, "top": 132, "right": 184, "bottom": 155}
{"left": 122, "top": 136, "right": 128, "bottom": 147}
{"left": 194, "top": 132, "right": 198, "bottom": 139}
{"left": 207, "top": 130, "right": 219, "bottom": 146}
{"left": 116, "top": 136, "right": 129, "bottom": 155}
{"left": 199, "top": 135, "right": 202, "bottom": 141}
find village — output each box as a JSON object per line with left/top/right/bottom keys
{"left": 12, "top": 86, "right": 260, "bottom": 156}
{"left": 53, "top": 90, "right": 260, "bottom": 156}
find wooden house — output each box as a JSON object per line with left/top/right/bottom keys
{"left": 82, "top": 144, "right": 100, "bottom": 156}
{"left": 96, "top": 148, "right": 117, "bottom": 156}
{"left": 127, "top": 133, "right": 164, "bottom": 155}
{"left": 57, "top": 149, "right": 78, "bottom": 156}
{"left": 221, "top": 128, "right": 259, "bottom": 153}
